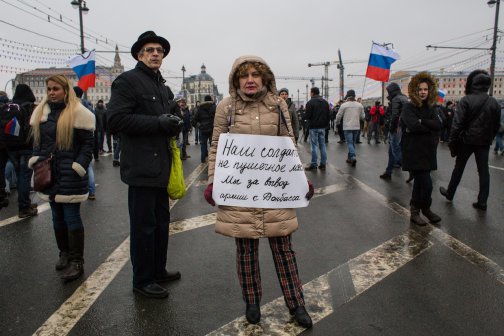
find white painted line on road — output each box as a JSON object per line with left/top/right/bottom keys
{"left": 0, "top": 202, "right": 51, "bottom": 227}
{"left": 489, "top": 165, "right": 504, "bottom": 171}
{"left": 33, "top": 162, "right": 208, "bottom": 336}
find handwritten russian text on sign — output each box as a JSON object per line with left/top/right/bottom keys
{"left": 213, "top": 134, "right": 309, "bottom": 208}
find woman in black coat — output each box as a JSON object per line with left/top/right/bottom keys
{"left": 29, "top": 74, "right": 95, "bottom": 281}
{"left": 401, "top": 72, "right": 442, "bottom": 225}
{"left": 439, "top": 70, "right": 501, "bottom": 210}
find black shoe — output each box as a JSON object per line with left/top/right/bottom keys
{"left": 112, "top": 160, "right": 120, "bottom": 167}
{"left": 439, "top": 187, "right": 452, "bottom": 201}
{"left": 472, "top": 202, "right": 487, "bottom": 211}
{"left": 304, "top": 165, "right": 317, "bottom": 171}
{"left": 356, "top": 141, "right": 362, "bottom": 144}
{"left": 88, "top": 193, "right": 96, "bottom": 201}
{"left": 405, "top": 173, "right": 414, "bottom": 183}
{"left": 60, "top": 260, "right": 84, "bottom": 281}
{"left": 346, "top": 159, "right": 352, "bottom": 164}
{"left": 155, "top": 270, "right": 181, "bottom": 283}
{"left": 289, "top": 306, "right": 313, "bottom": 329}
{"left": 351, "top": 159, "right": 357, "bottom": 167}
{"left": 55, "top": 252, "right": 69, "bottom": 271}
{"left": 0, "top": 197, "right": 8, "bottom": 209}
{"left": 379, "top": 173, "right": 392, "bottom": 180}
{"left": 410, "top": 205, "right": 427, "bottom": 226}
{"left": 133, "top": 283, "right": 169, "bottom": 299}
{"left": 245, "top": 303, "right": 261, "bottom": 324}
{"left": 318, "top": 164, "right": 326, "bottom": 170}
{"left": 107, "top": 150, "right": 112, "bottom": 153}
{"left": 376, "top": 141, "right": 381, "bottom": 144}
{"left": 421, "top": 208, "right": 442, "bottom": 223}
{"left": 18, "top": 207, "right": 38, "bottom": 218}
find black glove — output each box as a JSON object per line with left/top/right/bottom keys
{"left": 158, "top": 114, "right": 183, "bottom": 136}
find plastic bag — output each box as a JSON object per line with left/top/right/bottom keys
{"left": 167, "top": 138, "right": 186, "bottom": 199}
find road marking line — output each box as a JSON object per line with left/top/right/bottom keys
{"left": 206, "top": 230, "right": 432, "bottom": 336}
{"left": 33, "top": 163, "right": 208, "bottom": 336}
{"left": 0, "top": 202, "right": 51, "bottom": 227}
{"left": 489, "top": 165, "right": 504, "bottom": 171}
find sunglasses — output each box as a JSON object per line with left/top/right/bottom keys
{"left": 142, "top": 47, "right": 165, "bottom": 54}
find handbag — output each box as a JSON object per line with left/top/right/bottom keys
{"left": 167, "top": 138, "right": 186, "bottom": 200}
{"left": 33, "top": 155, "right": 53, "bottom": 192}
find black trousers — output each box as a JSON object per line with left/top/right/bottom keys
{"left": 0, "top": 148, "right": 8, "bottom": 197}
{"left": 447, "top": 144, "right": 490, "bottom": 205}
{"left": 128, "top": 186, "right": 170, "bottom": 288}
{"left": 411, "top": 170, "right": 432, "bottom": 209}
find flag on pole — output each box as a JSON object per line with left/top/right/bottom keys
{"left": 4, "top": 116, "right": 20, "bottom": 137}
{"left": 68, "top": 50, "right": 96, "bottom": 91}
{"left": 437, "top": 89, "right": 446, "bottom": 103}
{"left": 365, "top": 43, "right": 400, "bottom": 82}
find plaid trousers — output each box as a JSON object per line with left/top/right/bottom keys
{"left": 235, "top": 236, "right": 305, "bottom": 309}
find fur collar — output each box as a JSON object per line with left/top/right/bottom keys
{"left": 408, "top": 72, "right": 438, "bottom": 108}
{"left": 30, "top": 102, "right": 95, "bottom": 131}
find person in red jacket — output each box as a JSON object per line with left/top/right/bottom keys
{"left": 368, "top": 101, "right": 384, "bottom": 144}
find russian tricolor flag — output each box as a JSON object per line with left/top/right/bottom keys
{"left": 438, "top": 89, "right": 446, "bottom": 103}
{"left": 68, "top": 50, "right": 96, "bottom": 91}
{"left": 4, "top": 117, "right": 20, "bottom": 137}
{"left": 365, "top": 43, "right": 400, "bottom": 82}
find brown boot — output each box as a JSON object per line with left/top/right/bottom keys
{"left": 410, "top": 205, "right": 427, "bottom": 226}
{"left": 421, "top": 208, "right": 441, "bottom": 223}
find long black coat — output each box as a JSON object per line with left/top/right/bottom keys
{"left": 107, "top": 62, "right": 179, "bottom": 187}
{"left": 29, "top": 102, "right": 95, "bottom": 203}
{"left": 401, "top": 102, "right": 441, "bottom": 171}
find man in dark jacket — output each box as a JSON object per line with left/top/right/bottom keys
{"left": 3, "top": 84, "right": 38, "bottom": 217}
{"left": 176, "top": 96, "right": 191, "bottom": 160}
{"left": 304, "top": 87, "right": 330, "bottom": 170}
{"left": 94, "top": 100, "right": 106, "bottom": 153}
{"left": 107, "top": 31, "right": 183, "bottom": 298}
{"left": 0, "top": 91, "right": 11, "bottom": 210}
{"left": 192, "top": 95, "right": 215, "bottom": 163}
{"left": 380, "top": 82, "right": 408, "bottom": 179}
{"left": 440, "top": 70, "right": 501, "bottom": 210}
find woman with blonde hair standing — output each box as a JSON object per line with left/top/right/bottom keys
{"left": 29, "top": 74, "right": 95, "bottom": 281}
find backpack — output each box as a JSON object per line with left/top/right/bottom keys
{"left": 377, "top": 106, "right": 385, "bottom": 125}
{"left": 0, "top": 102, "right": 33, "bottom": 148}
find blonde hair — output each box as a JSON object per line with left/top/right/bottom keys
{"left": 32, "top": 74, "right": 79, "bottom": 150}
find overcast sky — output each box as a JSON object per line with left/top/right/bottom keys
{"left": 0, "top": 0, "right": 500, "bottom": 102}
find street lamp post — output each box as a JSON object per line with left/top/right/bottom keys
{"left": 181, "top": 65, "right": 186, "bottom": 99}
{"left": 70, "top": 0, "right": 89, "bottom": 55}
{"left": 488, "top": 0, "right": 500, "bottom": 97}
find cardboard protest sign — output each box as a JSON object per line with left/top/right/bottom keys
{"left": 213, "top": 134, "right": 309, "bottom": 208}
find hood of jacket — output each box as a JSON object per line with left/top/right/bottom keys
{"left": 465, "top": 70, "right": 491, "bottom": 95}
{"left": 13, "top": 84, "right": 36, "bottom": 104}
{"left": 408, "top": 72, "right": 438, "bottom": 108}
{"left": 386, "top": 82, "right": 402, "bottom": 99}
{"left": 228, "top": 55, "right": 278, "bottom": 101}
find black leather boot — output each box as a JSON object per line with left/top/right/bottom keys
{"left": 61, "top": 229, "right": 84, "bottom": 281}
{"left": 421, "top": 208, "right": 441, "bottom": 223}
{"left": 245, "top": 303, "right": 261, "bottom": 324}
{"left": 410, "top": 205, "right": 427, "bottom": 226}
{"left": 54, "top": 228, "right": 69, "bottom": 270}
{"left": 289, "top": 306, "right": 313, "bottom": 328}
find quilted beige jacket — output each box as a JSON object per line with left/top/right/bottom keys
{"left": 208, "top": 55, "right": 299, "bottom": 238}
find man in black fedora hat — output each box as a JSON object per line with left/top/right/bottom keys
{"left": 108, "top": 31, "right": 183, "bottom": 298}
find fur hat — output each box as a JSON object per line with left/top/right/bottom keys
{"left": 12, "top": 84, "right": 35, "bottom": 104}
{"left": 131, "top": 31, "right": 170, "bottom": 61}
{"left": 278, "top": 88, "right": 289, "bottom": 95}
{"left": 408, "top": 72, "right": 438, "bottom": 107}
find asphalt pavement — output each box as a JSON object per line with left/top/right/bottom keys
{"left": 1, "top": 131, "right": 503, "bottom": 336}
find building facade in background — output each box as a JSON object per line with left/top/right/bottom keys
{"left": 181, "top": 64, "right": 223, "bottom": 109}
{"left": 14, "top": 46, "right": 124, "bottom": 105}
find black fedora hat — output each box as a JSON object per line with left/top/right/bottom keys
{"left": 130, "top": 31, "right": 171, "bottom": 60}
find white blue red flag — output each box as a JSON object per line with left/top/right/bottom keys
{"left": 438, "top": 89, "right": 446, "bottom": 103}
{"left": 365, "top": 43, "right": 400, "bottom": 82}
{"left": 4, "top": 116, "right": 20, "bottom": 137}
{"left": 68, "top": 50, "right": 96, "bottom": 91}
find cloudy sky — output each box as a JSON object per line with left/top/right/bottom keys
{"left": 0, "top": 0, "right": 500, "bottom": 103}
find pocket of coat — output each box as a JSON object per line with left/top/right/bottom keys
{"left": 125, "top": 147, "right": 162, "bottom": 178}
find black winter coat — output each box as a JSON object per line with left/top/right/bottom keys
{"left": 305, "top": 95, "right": 330, "bottom": 129}
{"left": 192, "top": 101, "right": 216, "bottom": 134}
{"left": 400, "top": 102, "right": 441, "bottom": 171}
{"left": 29, "top": 102, "right": 95, "bottom": 203}
{"left": 449, "top": 91, "right": 500, "bottom": 147}
{"left": 386, "top": 84, "right": 408, "bottom": 133}
{"left": 107, "top": 62, "right": 178, "bottom": 187}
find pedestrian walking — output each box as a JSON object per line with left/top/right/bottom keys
{"left": 107, "top": 31, "right": 183, "bottom": 298}
{"left": 29, "top": 74, "right": 95, "bottom": 281}
{"left": 0, "top": 91, "right": 10, "bottom": 210}
{"left": 335, "top": 90, "right": 364, "bottom": 166}
{"left": 368, "top": 101, "right": 384, "bottom": 144}
{"left": 204, "top": 55, "right": 314, "bottom": 328}
{"left": 191, "top": 95, "right": 215, "bottom": 163}
{"left": 279, "top": 88, "right": 300, "bottom": 144}
{"left": 439, "top": 70, "right": 501, "bottom": 211}
{"left": 400, "top": 72, "right": 442, "bottom": 225}
{"left": 305, "top": 87, "right": 330, "bottom": 170}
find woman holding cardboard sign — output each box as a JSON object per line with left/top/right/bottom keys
{"left": 204, "top": 55, "right": 314, "bottom": 328}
